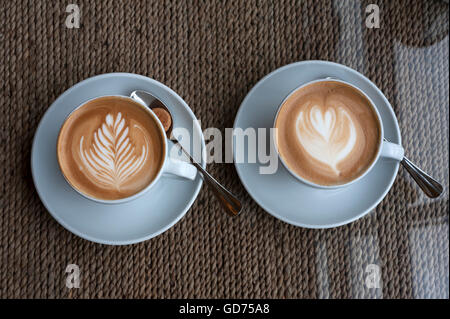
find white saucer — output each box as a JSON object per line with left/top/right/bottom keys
{"left": 233, "top": 61, "right": 402, "bottom": 228}
{"left": 31, "top": 73, "right": 205, "bottom": 245}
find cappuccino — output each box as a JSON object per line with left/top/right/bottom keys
{"left": 275, "top": 81, "right": 381, "bottom": 186}
{"left": 57, "top": 96, "right": 165, "bottom": 200}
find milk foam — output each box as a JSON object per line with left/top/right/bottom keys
{"left": 79, "top": 112, "right": 149, "bottom": 190}
{"left": 275, "top": 81, "right": 381, "bottom": 186}
{"left": 295, "top": 105, "right": 356, "bottom": 174}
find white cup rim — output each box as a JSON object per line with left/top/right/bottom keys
{"left": 273, "top": 78, "right": 385, "bottom": 189}
{"left": 56, "top": 95, "right": 168, "bottom": 204}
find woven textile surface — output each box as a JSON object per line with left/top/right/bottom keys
{"left": 0, "top": 0, "right": 448, "bottom": 298}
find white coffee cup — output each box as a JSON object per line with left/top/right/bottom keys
{"left": 57, "top": 95, "right": 197, "bottom": 204}
{"left": 273, "top": 78, "right": 404, "bottom": 189}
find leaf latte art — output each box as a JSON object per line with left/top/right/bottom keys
{"left": 57, "top": 96, "right": 165, "bottom": 200}
{"left": 79, "top": 112, "right": 148, "bottom": 190}
{"left": 295, "top": 105, "right": 356, "bottom": 174}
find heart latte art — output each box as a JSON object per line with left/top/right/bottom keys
{"left": 57, "top": 97, "right": 165, "bottom": 200}
{"left": 295, "top": 105, "right": 356, "bottom": 174}
{"left": 275, "top": 81, "right": 381, "bottom": 186}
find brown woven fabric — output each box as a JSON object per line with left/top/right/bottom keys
{"left": 0, "top": 0, "right": 448, "bottom": 298}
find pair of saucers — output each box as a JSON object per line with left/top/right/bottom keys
{"left": 32, "top": 61, "right": 401, "bottom": 245}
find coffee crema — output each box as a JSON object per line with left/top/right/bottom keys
{"left": 57, "top": 96, "right": 165, "bottom": 200}
{"left": 275, "top": 81, "right": 381, "bottom": 186}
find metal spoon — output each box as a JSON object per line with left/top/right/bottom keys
{"left": 131, "top": 90, "right": 242, "bottom": 216}
{"left": 384, "top": 139, "right": 443, "bottom": 198}
{"left": 401, "top": 156, "right": 443, "bottom": 198}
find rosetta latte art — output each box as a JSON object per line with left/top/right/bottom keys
{"left": 79, "top": 112, "right": 149, "bottom": 190}
{"left": 295, "top": 104, "right": 356, "bottom": 174}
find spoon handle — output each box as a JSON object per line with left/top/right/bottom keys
{"left": 401, "top": 156, "right": 443, "bottom": 198}
{"left": 172, "top": 139, "right": 242, "bottom": 216}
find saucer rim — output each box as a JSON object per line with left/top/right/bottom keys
{"left": 31, "top": 72, "right": 205, "bottom": 245}
{"left": 233, "top": 60, "right": 401, "bottom": 229}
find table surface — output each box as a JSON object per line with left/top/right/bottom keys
{"left": 0, "top": 0, "right": 448, "bottom": 298}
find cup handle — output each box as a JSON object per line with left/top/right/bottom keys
{"left": 380, "top": 141, "right": 404, "bottom": 161}
{"left": 163, "top": 158, "right": 197, "bottom": 180}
